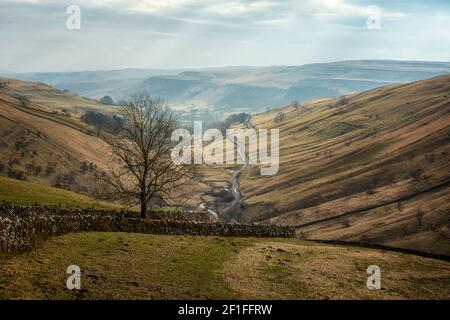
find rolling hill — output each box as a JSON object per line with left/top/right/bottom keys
{"left": 4, "top": 68, "right": 184, "bottom": 100}
{"left": 0, "top": 76, "right": 116, "bottom": 114}
{"left": 237, "top": 75, "right": 450, "bottom": 256}
{"left": 0, "top": 77, "right": 207, "bottom": 208}
{"left": 0, "top": 82, "right": 113, "bottom": 195}
{"left": 96, "top": 60, "right": 450, "bottom": 114}
{"left": 5, "top": 60, "right": 449, "bottom": 114}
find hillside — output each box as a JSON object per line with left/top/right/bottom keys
{"left": 0, "top": 176, "right": 121, "bottom": 210}
{"left": 0, "top": 77, "right": 207, "bottom": 207}
{"left": 1, "top": 232, "right": 448, "bottom": 299}
{"left": 237, "top": 75, "right": 450, "bottom": 256}
{"left": 0, "top": 86, "right": 112, "bottom": 195}
{"left": 0, "top": 76, "right": 116, "bottom": 114}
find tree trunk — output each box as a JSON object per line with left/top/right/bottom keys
{"left": 140, "top": 200, "right": 147, "bottom": 219}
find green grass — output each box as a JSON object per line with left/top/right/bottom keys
{"left": 0, "top": 233, "right": 253, "bottom": 299}
{"left": 1, "top": 232, "right": 449, "bottom": 300}
{"left": 0, "top": 176, "right": 122, "bottom": 210}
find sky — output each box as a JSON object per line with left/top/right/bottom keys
{"left": 0, "top": 0, "right": 449, "bottom": 72}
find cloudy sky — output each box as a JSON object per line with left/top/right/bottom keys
{"left": 0, "top": 0, "right": 449, "bottom": 72}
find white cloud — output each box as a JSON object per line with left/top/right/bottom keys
{"left": 253, "top": 15, "right": 292, "bottom": 27}
{"left": 205, "top": 1, "right": 276, "bottom": 16}
{"left": 0, "top": 0, "right": 447, "bottom": 72}
{"left": 126, "top": 0, "right": 194, "bottom": 14}
{"left": 312, "top": 0, "right": 406, "bottom": 21}
{"left": 0, "top": 0, "right": 40, "bottom": 2}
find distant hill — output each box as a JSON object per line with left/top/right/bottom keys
{"left": 4, "top": 60, "right": 449, "bottom": 114}
{"left": 238, "top": 75, "right": 450, "bottom": 256}
{"left": 2, "top": 69, "right": 185, "bottom": 101}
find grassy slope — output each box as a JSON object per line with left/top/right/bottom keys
{"left": 0, "top": 90, "right": 111, "bottom": 167}
{"left": 0, "top": 88, "right": 113, "bottom": 194}
{"left": 238, "top": 75, "right": 450, "bottom": 255}
{"left": 0, "top": 83, "right": 206, "bottom": 207}
{"left": 0, "top": 176, "right": 121, "bottom": 210}
{"left": 0, "top": 232, "right": 449, "bottom": 299}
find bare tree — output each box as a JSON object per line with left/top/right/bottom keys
{"left": 342, "top": 219, "right": 350, "bottom": 228}
{"left": 19, "top": 96, "right": 31, "bottom": 108}
{"left": 416, "top": 210, "right": 425, "bottom": 227}
{"left": 274, "top": 111, "right": 286, "bottom": 123}
{"left": 0, "top": 81, "right": 8, "bottom": 90}
{"left": 102, "top": 94, "right": 193, "bottom": 218}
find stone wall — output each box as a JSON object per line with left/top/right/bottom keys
{"left": 0, "top": 205, "right": 295, "bottom": 254}
{"left": 149, "top": 209, "right": 214, "bottom": 222}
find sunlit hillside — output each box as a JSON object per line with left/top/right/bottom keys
{"left": 0, "top": 176, "right": 122, "bottom": 210}
{"left": 0, "top": 77, "right": 116, "bottom": 114}
{"left": 0, "top": 86, "right": 112, "bottom": 194}
{"left": 238, "top": 75, "right": 450, "bottom": 255}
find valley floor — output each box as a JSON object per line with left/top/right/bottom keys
{"left": 0, "top": 232, "right": 449, "bottom": 300}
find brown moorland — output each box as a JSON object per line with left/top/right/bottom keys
{"left": 237, "top": 75, "right": 450, "bottom": 256}
{"left": 0, "top": 78, "right": 206, "bottom": 206}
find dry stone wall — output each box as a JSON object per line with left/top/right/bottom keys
{"left": 0, "top": 204, "right": 295, "bottom": 254}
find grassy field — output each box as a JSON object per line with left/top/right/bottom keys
{"left": 0, "top": 232, "right": 449, "bottom": 299}
{"left": 0, "top": 176, "right": 121, "bottom": 210}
